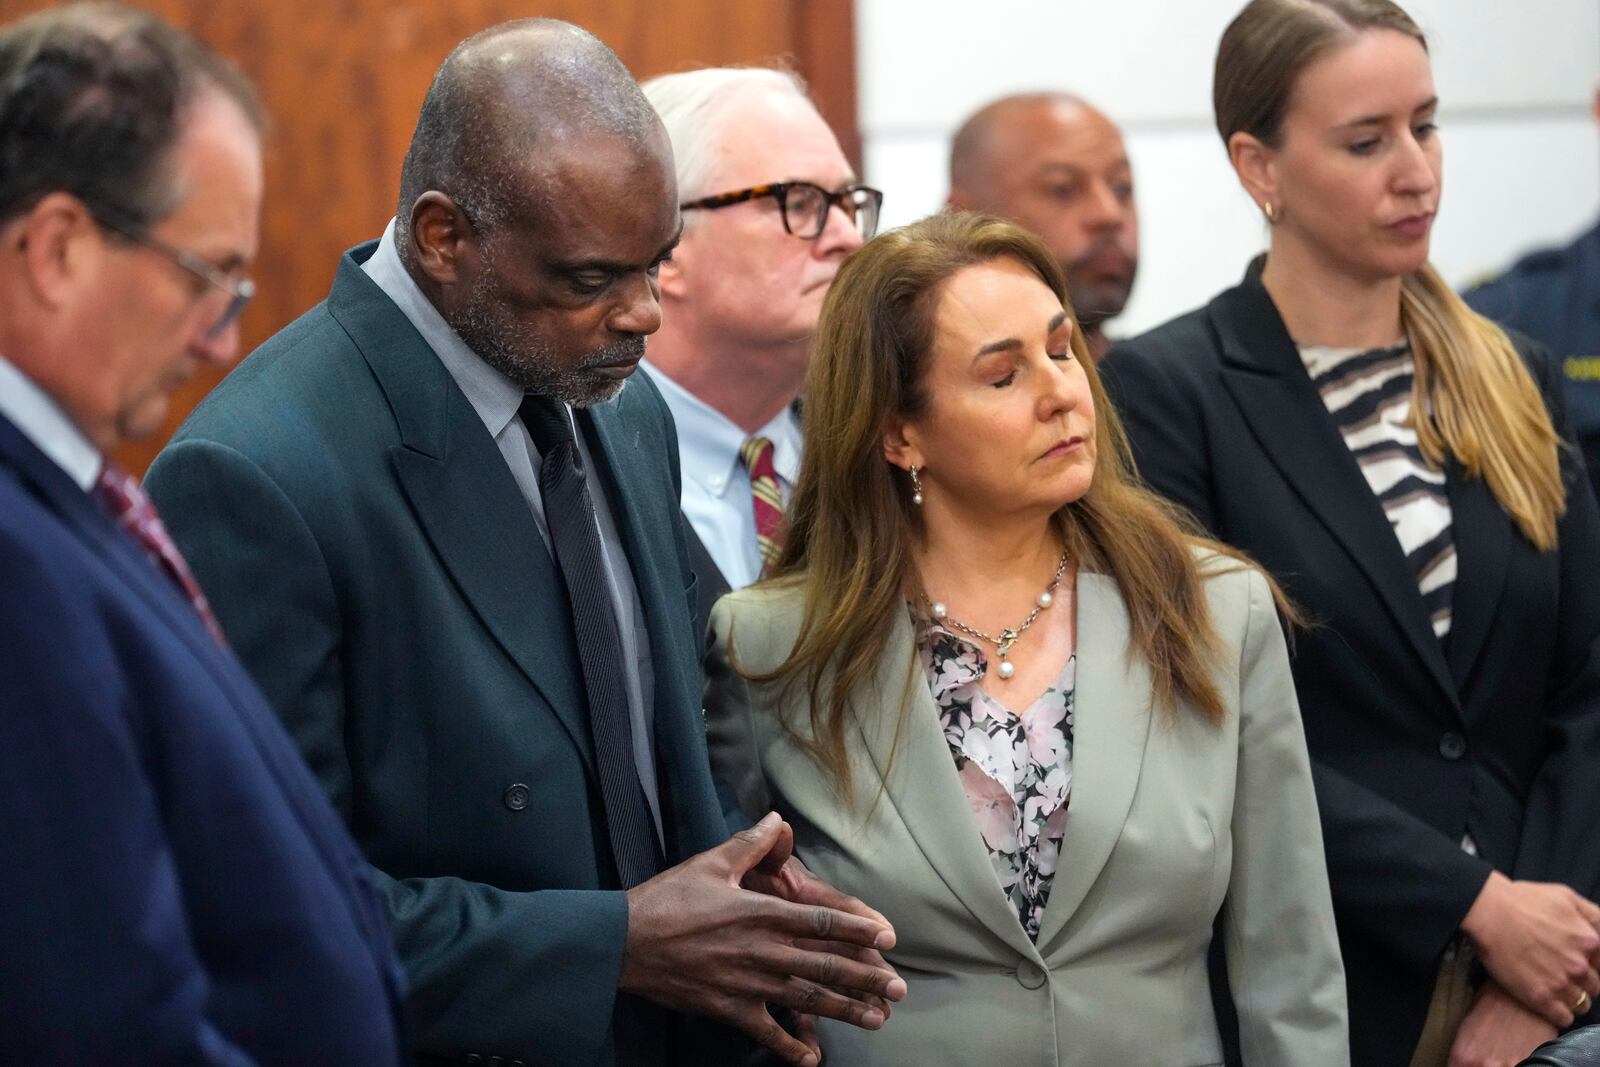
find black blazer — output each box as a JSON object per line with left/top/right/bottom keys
{"left": 684, "top": 519, "right": 733, "bottom": 656}
{"left": 1101, "top": 260, "right": 1600, "bottom": 1066}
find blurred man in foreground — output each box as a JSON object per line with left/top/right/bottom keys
{"left": 0, "top": 4, "right": 406, "bottom": 1061}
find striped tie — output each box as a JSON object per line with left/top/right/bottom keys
{"left": 93, "top": 463, "right": 229, "bottom": 647}
{"left": 739, "top": 436, "right": 785, "bottom": 574}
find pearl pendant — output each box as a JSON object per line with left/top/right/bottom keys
{"left": 912, "top": 492, "right": 924, "bottom": 506}
{"left": 930, "top": 601, "right": 947, "bottom": 620}
{"left": 997, "top": 659, "right": 1015, "bottom": 680}
{"left": 1037, "top": 591, "right": 1053, "bottom": 609}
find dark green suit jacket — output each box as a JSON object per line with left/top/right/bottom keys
{"left": 147, "top": 243, "right": 734, "bottom": 1066}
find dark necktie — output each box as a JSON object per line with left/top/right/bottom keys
{"left": 519, "top": 395, "right": 661, "bottom": 889}
{"left": 94, "top": 463, "right": 228, "bottom": 646}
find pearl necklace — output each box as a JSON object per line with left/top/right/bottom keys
{"left": 924, "top": 551, "right": 1070, "bottom": 680}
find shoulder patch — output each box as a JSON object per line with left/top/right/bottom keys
{"left": 1564, "top": 356, "right": 1600, "bottom": 382}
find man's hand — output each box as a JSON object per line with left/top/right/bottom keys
{"left": 1462, "top": 871, "right": 1600, "bottom": 1028}
{"left": 1448, "top": 980, "right": 1557, "bottom": 1067}
{"left": 621, "top": 813, "right": 907, "bottom": 1067}
{"left": 742, "top": 822, "right": 903, "bottom": 1030}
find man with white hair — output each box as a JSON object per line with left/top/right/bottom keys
{"left": 641, "top": 68, "right": 880, "bottom": 635}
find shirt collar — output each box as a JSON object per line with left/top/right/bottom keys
{"left": 362, "top": 218, "right": 524, "bottom": 440}
{"left": 0, "top": 352, "right": 102, "bottom": 491}
{"left": 641, "top": 359, "right": 802, "bottom": 496}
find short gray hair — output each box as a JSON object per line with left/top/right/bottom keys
{"left": 642, "top": 66, "right": 811, "bottom": 202}
{"left": 397, "top": 18, "right": 657, "bottom": 244}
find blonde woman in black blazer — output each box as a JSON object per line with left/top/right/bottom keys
{"left": 1103, "top": 2, "right": 1600, "bottom": 1066}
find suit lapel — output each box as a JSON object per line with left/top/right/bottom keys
{"left": 582, "top": 402, "right": 683, "bottom": 816}
{"left": 328, "top": 251, "right": 596, "bottom": 773}
{"left": 581, "top": 395, "right": 726, "bottom": 859}
{"left": 1035, "top": 572, "right": 1154, "bottom": 952}
{"left": 0, "top": 415, "right": 217, "bottom": 660}
{"left": 0, "top": 416, "right": 399, "bottom": 997}
{"left": 1443, "top": 462, "right": 1511, "bottom": 695}
{"left": 1210, "top": 274, "right": 1461, "bottom": 712}
{"left": 850, "top": 608, "right": 1042, "bottom": 961}
{"left": 580, "top": 399, "right": 684, "bottom": 668}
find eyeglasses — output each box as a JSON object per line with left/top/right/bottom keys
{"left": 93, "top": 212, "right": 256, "bottom": 338}
{"left": 680, "top": 181, "right": 884, "bottom": 241}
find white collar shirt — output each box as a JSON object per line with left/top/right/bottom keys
{"left": 641, "top": 359, "right": 801, "bottom": 590}
{"left": 0, "top": 353, "right": 102, "bottom": 491}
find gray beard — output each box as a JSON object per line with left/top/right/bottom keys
{"left": 448, "top": 286, "right": 645, "bottom": 408}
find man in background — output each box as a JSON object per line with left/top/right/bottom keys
{"left": 1465, "top": 86, "right": 1600, "bottom": 501}
{"left": 148, "top": 20, "right": 901, "bottom": 1067}
{"left": 948, "top": 92, "right": 1139, "bottom": 360}
{"left": 641, "top": 67, "right": 878, "bottom": 635}
{"left": 0, "top": 5, "right": 406, "bottom": 1061}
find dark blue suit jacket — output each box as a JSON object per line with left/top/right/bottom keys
{"left": 146, "top": 243, "right": 740, "bottom": 1066}
{"left": 0, "top": 413, "right": 407, "bottom": 1064}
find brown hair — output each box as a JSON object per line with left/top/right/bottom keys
{"left": 748, "top": 211, "right": 1270, "bottom": 802}
{"left": 1215, "top": 0, "right": 1565, "bottom": 548}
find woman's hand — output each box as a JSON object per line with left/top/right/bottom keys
{"left": 1461, "top": 871, "right": 1600, "bottom": 1027}
{"left": 1447, "top": 980, "right": 1556, "bottom": 1067}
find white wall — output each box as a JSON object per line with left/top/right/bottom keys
{"left": 856, "top": 0, "right": 1600, "bottom": 337}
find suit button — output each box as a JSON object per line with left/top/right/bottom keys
{"left": 487, "top": 1058, "right": 503, "bottom": 1067}
{"left": 503, "top": 783, "right": 530, "bottom": 811}
{"left": 1439, "top": 732, "right": 1467, "bottom": 761}
{"left": 1015, "top": 959, "right": 1047, "bottom": 989}
{"left": 465, "top": 1056, "right": 483, "bottom": 1065}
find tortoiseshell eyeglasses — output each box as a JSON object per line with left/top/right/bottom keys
{"left": 680, "top": 181, "right": 884, "bottom": 241}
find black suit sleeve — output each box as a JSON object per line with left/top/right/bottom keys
{"left": 0, "top": 525, "right": 258, "bottom": 1066}
{"left": 1104, "top": 336, "right": 1492, "bottom": 974}
{"left": 147, "top": 439, "right": 631, "bottom": 1066}
{"left": 1509, "top": 343, "right": 1600, "bottom": 902}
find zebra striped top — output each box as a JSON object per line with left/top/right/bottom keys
{"left": 1298, "top": 342, "right": 1455, "bottom": 640}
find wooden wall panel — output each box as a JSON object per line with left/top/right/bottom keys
{"left": 0, "top": 0, "right": 858, "bottom": 474}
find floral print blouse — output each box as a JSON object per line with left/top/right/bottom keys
{"left": 920, "top": 623, "right": 1077, "bottom": 941}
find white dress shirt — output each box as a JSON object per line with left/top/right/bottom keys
{"left": 0, "top": 354, "right": 101, "bottom": 490}
{"left": 641, "top": 360, "right": 801, "bottom": 590}
{"left": 362, "top": 221, "right": 663, "bottom": 839}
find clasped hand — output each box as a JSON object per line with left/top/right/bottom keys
{"left": 620, "top": 812, "right": 907, "bottom": 1067}
{"left": 1462, "top": 871, "right": 1600, "bottom": 1030}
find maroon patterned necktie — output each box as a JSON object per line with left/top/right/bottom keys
{"left": 93, "top": 464, "right": 228, "bottom": 646}
{"left": 738, "top": 436, "right": 785, "bottom": 574}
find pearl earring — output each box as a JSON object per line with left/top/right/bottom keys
{"left": 909, "top": 465, "right": 924, "bottom": 506}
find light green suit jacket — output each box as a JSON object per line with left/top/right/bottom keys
{"left": 706, "top": 561, "right": 1349, "bottom": 1066}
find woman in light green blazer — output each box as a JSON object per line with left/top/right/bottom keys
{"left": 704, "top": 213, "right": 1349, "bottom": 1066}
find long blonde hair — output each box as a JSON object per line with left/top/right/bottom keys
{"left": 748, "top": 212, "right": 1269, "bottom": 802}
{"left": 1215, "top": 0, "right": 1565, "bottom": 547}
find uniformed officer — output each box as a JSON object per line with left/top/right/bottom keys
{"left": 1463, "top": 89, "right": 1600, "bottom": 502}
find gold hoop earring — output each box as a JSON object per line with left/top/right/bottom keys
{"left": 1263, "top": 201, "right": 1278, "bottom": 223}
{"left": 909, "top": 465, "right": 924, "bottom": 506}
